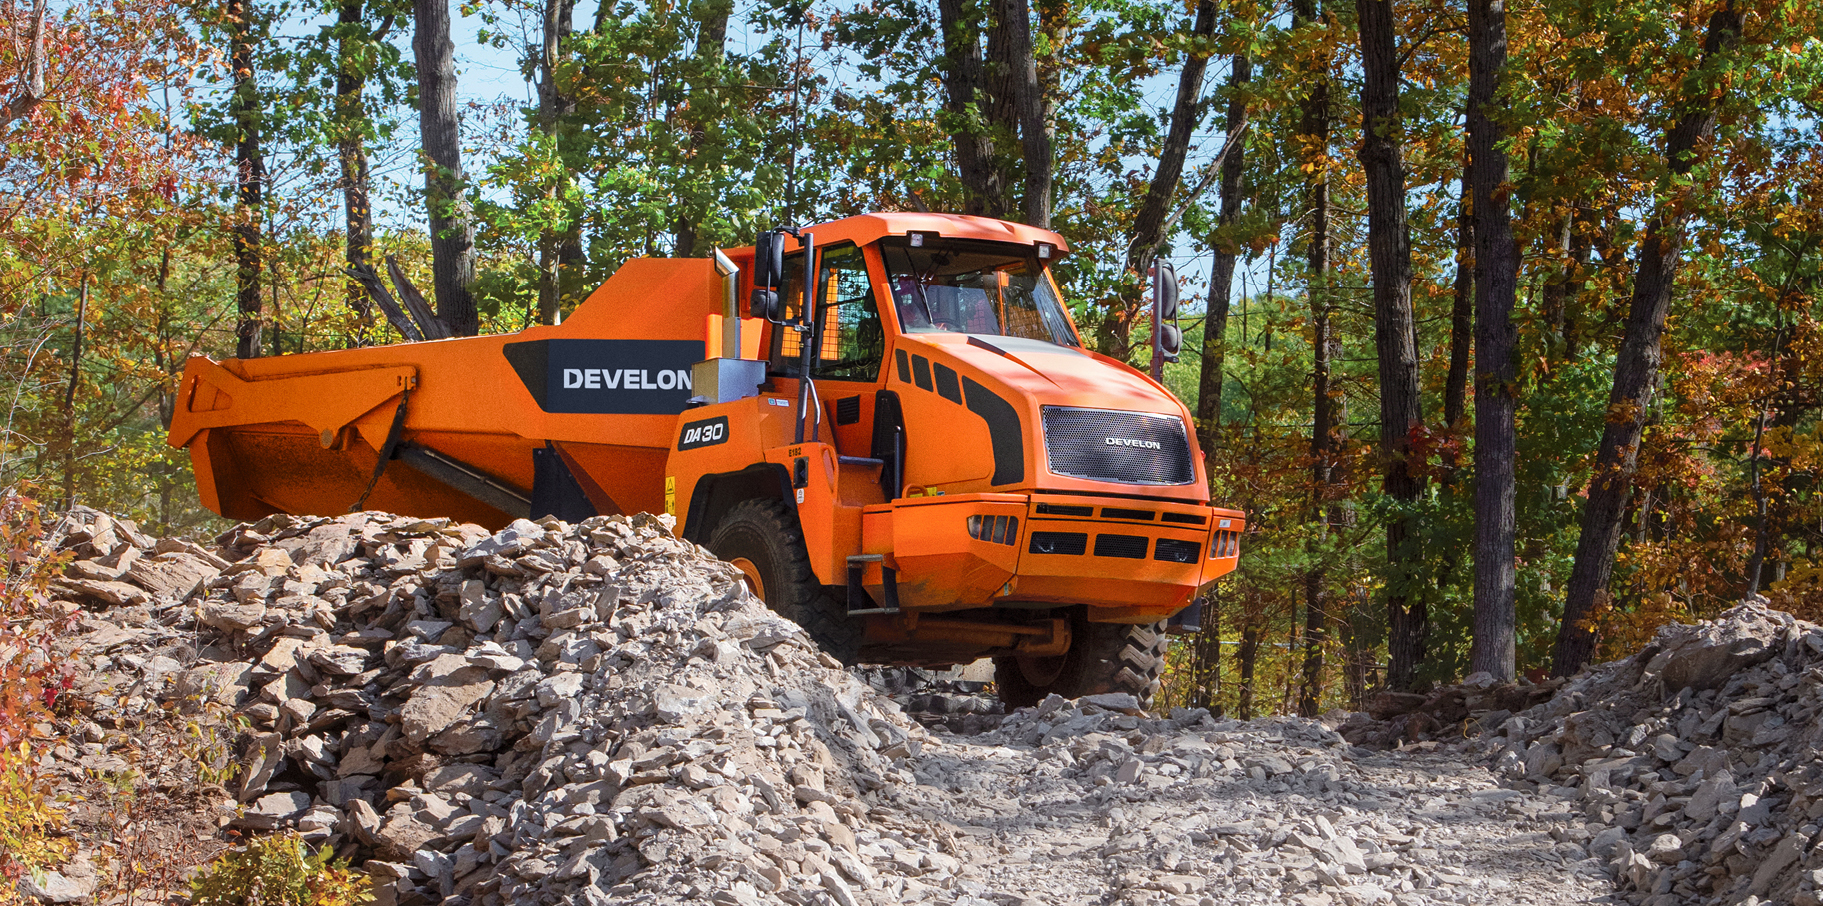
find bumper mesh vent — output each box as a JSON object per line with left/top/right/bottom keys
{"left": 1042, "top": 406, "right": 1195, "bottom": 486}
{"left": 1029, "top": 532, "right": 1087, "bottom": 555}
{"left": 1094, "top": 534, "right": 1149, "bottom": 559}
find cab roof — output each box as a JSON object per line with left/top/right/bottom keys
{"left": 729, "top": 213, "right": 1071, "bottom": 258}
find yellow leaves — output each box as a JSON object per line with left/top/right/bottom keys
{"left": 189, "top": 833, "right": 370, "bottom": 906}
{"left": 1606, "top": 398, "right": 1645, "bottom": 425}
{"left": 0, "top": 743, "right": 74, "bottom": 892}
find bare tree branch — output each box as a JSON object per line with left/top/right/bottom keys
{"left": 1, "top": 0, "right": 47, "bottom": 126}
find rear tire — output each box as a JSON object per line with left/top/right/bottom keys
{"left": 706, "top": 498, "right": 862, "bottom": 665}
{"left": 994, "top": 616, "right": 1167, "bottom": 710}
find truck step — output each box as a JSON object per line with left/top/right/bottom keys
{"left": 845, "top": 554, "right": 900, "bottom": 615}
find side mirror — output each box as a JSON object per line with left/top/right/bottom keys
{"left": 749, "top": 230, "right": 785, "bottom": 320}
{"left": 1152, "top": 261, "right": 1181, "bottom": 360}
{"left": 1159, "top": 323, "right": 1183, "bottom": 359}
{"left": 1153, "top": 261, "right": 1179, "bottom": 322}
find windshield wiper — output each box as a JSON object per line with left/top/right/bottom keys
{"left": 889, "top": 247, "right": 939, "bottom": 327}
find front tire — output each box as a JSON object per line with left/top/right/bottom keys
{"left": 706, "top": 498, "right": 862, "bottom": 665}
{"left": 994, "top": 615, "right": 1167, "bottom": 710}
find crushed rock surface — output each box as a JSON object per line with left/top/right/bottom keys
{"left": 1486, "top": 600, "right": 1823, "bottom": 906}
{"left": 27, "top": 507, "right": 1618, "bottom": 906}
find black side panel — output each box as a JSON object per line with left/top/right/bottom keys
{"left": 502, "top": 341, "right": 549, "bottom": 409}
{"left": 911, "top": 355, "right": 934, "bottom": 391}
{"left": 962, "top": 377, "right": 1024, "bottom": 485}
{"left": 835, "top": 395, "right": 862, "bottom": 425}
{"left": 895, "top": 348, "right": 911, "bottom": 383}
{"left": 531, "top": 443, "right": 599, "bottom": 522}
{"left": 503, "top": 338, "right": 704, "bottom": 415}
{"left": 932, "top": 362, "right": 962, "bottom": 404}
{"left": 870, "top": 390, "right": 906, "bottom": 500}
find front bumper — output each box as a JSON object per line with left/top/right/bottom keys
{"left": 858, "top": 492, "right": 1244, "bottom": 623}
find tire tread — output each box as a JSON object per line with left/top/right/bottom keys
{"left": 707, "top": 499, "right": 862, "bottom": 664}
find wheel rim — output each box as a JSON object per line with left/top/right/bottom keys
{"left": 728, "top": 557, "right": 766, "bottom": 602}
{"left": 1015, "top": 652, "right": 1066, "bottom": 687}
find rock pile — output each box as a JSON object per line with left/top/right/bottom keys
{"left": 1488, "top": 600, "right": 1823, "bottom": 906}
{"left": 76, "top": 509, "right": 983, "bottom": 906}
{"left": 34, "top": 505, "right": 1619, "bottom": 906}
{"left": 1335, "top": 677, "right": 1560, "bottom": 751}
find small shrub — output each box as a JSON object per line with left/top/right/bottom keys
{"left": 0, "top": 491, "right": 76, "bottom": 902}
{"left": 189, "top": 833, "right": 371, "bottom": 906}
{"left": 0, "top": 491, "right": 74, "bottom": 747}
{"left": 0, "top": 743, "right": 73, "bottom": 902}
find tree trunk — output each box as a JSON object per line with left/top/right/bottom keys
{"left": 538, "top": 0, "right": 578, "bottom": 323}
{"left": 996, "top": 0, "right": 1050, "bottom": 227}
{"left": 61, "top": 276, "right": 87, "bottom": 509}
{"left": 1, "top": 0, "right": 45, "bottom": 126}
{"left": 1183, "top": 591, "right": 1223, "bottom": 712}
{"left": 1295, "top": 0, "right": 1335, "bottom": 715}
{"left": 1538, "top": 210, "right": 1571, "bottom": 360}
{"left": 1751, "top": 343, "right": 1810, "bottom": 594}
{"left": 1443, "top": 155, "right": 1472, "bottom": 443}
{"left": 1467, "top": 0, "right": 1519, "bottom": 681}
{"left": 337, "top": 0, "right": 375, "bottom": 345}
{"left": 1108, "top": 0, "right": 1217, "bottom": 362}
{"left": 936, "top": 0, "right": 1007, "bottom": 218}
{"left": 229, "top": 0, "right": 264, "bottom": 359}
{"left": 669, "top": 0, "right": 727, "bottom": 262}
{"left": 414, "top": 0, "right": 478, "bottom": 337}
{"left": 1553, "top": 4, "right": 1743, "bottom": 677}
{"left": 1356, "top": 0, "right": 1426, "bottom": 689}
{"left": 1237, "top": 620, "right": 1260, "bottom": 720}
{"left": 1194, "top": 53, "right": 1250, "bottom": 454}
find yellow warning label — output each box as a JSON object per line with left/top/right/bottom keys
{"left": 664, "top": 477, "right": 676, "bottom": 515}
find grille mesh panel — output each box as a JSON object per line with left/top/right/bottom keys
{"left": 1042, "top": 407, "right": 1195, "bottom": 486}
{"left": 1094, "top": 534, "right": 1149, "bottom": 559}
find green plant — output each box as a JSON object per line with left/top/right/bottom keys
{"left": 189, "top": 833, "right": 371, "bottom": 906}
{"left": 0, "top": 742, "right": 73, "bottom": 903}
{"left": 182, "top": 708, "right": 248, "bottom": 789}
{"left": 0, "top": 492, "right": 76, "bottom": 901}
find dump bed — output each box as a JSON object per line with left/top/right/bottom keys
{"left": 168, "top": 257, "right": 758, "bottom": 527}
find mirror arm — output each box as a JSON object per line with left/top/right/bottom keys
{"left": 794, "top": 231, "right": 817, "bottom": 444}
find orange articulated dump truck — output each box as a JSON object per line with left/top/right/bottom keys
{"left": 168, "top": 213, "right": 1244, "bottom": 706}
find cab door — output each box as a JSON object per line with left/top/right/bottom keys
{"left": 771, "top": 242, "right": 892, "bottom": 461}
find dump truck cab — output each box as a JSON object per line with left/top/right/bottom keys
{"left": 663, "top": 213, "right": 1243, "bottom": 704}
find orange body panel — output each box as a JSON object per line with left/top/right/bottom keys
{"left": 169, "top": 212, "right": 1246, "bottom": 665}
{"left": 170, "top": 258, "right": 743, "bottom": 522}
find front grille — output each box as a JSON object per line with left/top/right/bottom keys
{"left": 1155, "top": 539, "right": 1200, "bottom": 563}
{"left": 1030, "top": 532, "right": 1087, "bottom": 555}
{"left": 1094, "top": 534, "right": 1149, "bottom": 559}
{"left": 1161, "top": 512, "right": 1207, "bottom": 525}
{"left": 1035, "top": 503, "right": 1093, "bottom": 517}
{"left": 1100, "top": 507, "right": 1154, "bottom": 521}
{"left": 1042, "top": 406, "right": 1195, "bottom": 486}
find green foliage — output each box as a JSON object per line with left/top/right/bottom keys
{"left": 0, "top": 493, "right": 75, "bottom": 900}
{"left": 189, "top": 833, "right": 371, "bottom": 906}
{"left": 0, "top": 744, "right": 73, "bottom": 904}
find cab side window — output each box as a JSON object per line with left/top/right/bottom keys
{"left": 773, "top": 244, "right": 884, "bottom": 382}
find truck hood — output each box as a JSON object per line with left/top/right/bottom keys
{"left": 896, "top": 332, "right": 1207, "bottom": 500}
{"left": 900, "top": 333, "right": 1187, "bottom": 418}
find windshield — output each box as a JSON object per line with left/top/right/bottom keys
{"left": 879, "top": 239, "right": 1080, "bottom": 347}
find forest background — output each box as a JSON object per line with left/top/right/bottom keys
{"left": 1, "top": 0, "right": 1820, "bottom": 718}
